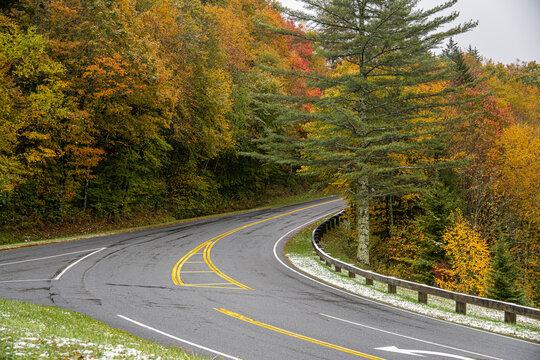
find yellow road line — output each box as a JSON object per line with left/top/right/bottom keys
{"left": 204, "top": 238, "right": 252, "bottom": 290}
{"left": 215, "top": 308, "right": 385, "bottom": 360}
{"left": 182, "top": 285, "right": 246, "bottom": 290}
{"left": 172, "top": 199, "right": 340, "bottom": 289}
{"left": 181, "top": 271, "right": 214, "bottom": 273}
{"left": 184, "top": 283, "right": 234, "bottom": 285}
{"left": 172, "top": 241, "right": 209, "bottom": 285}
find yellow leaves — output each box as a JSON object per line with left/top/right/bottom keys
{"left": 328, "top": 174, "right": 351, "bottom": 192}
{"left": 489, "top": 123, "right": 540, "bottom": 223}
{"left": 206, "top": 68, "right": 233, "bottom": 112}
{"left": 487, "top": 73, "right": 539, "bottom": 124}
{"left": 436, "top": 210, "right": 491, "bottom": 296}
{"left": 0, "top": 24, "right": 65, "bottom": 82}
{"left": 205, "top": 3, "right": 255, "bottom": 71}
{"left": 402, "top": 193, "right": 421, "bottom": 202}
{"left": 23, "top": 145, "right": 58, "bottom": 165}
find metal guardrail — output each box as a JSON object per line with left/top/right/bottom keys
{"left": 312, "top": 211, "right": 540, "bottom": 324}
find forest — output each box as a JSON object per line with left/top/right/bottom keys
{"left": 0, "top": 1, "right": 538, "bottom": 306}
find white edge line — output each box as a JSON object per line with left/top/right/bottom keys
{"left": 271, "top": 212, "right": 538, "bottom": 346}
{"left": 0, "top": 279, "right": 51, "bottom": 283}
{"left": 0, "top": 247, "right": 105, "bottom": 267}
{"left": 53, "top": 247, "right": 107, "bottom": 281}
{"left": 117, "top": 314, "right": 240, "bottom": 360}
{"left": 319, "top": 313, "right": 503, "bottom": 360}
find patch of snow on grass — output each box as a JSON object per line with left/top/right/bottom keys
{"left": 287, "top": 253, "right": 540, "bottom": 342}
{"left": 1, "top": 328, "right": 164, "bottom": 360}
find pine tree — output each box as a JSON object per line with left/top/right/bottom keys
{"left": 255, "top": 0, "right": 476, "bottom": 264}
{"left": 442, "top": 38, "right": 476, "bottom": 85}
{"left": 487, "top": 238, "right": 525, "bottom": 305}
{"left": 414, "top": 177, "right": 461, "bottom": 284}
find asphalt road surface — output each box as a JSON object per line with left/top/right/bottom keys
{"left": 1, "top": 198, "right": 538, "bottom": 359}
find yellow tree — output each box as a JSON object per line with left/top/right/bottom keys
{"left": 437, "top": 210, "right": 491, "bottom": 296}
{"left": 490, "top": 123, "right": 540, "bottom": 223}
{"left": 487, "top": 123, "right": 540, "bottom": 302}
{"left": 0, "top": 16, "right": 23, "bottom": 192}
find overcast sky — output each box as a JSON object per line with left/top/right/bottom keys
{"left": 277, "top": 0, "right": 540, "bottom": 64}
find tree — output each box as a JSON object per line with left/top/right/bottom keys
{"left": 0, "top": 15, "right": 23, "bottom": 193}
{"left": 256, "top": 0, "right": 476, "bottom": 264}
{"left": 436, "top": 210, "right": 491, "bottom": 296}
{"left": 487, "top": 238, "right": 525, "bottom": 304}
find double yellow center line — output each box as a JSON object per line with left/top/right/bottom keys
{"left": 171, "top": 199, "right": 340, "bottom": 289}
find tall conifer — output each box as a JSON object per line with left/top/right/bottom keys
{"left": 487, "top": 239, "right": 525, "bottom": 305}
{"left": 254, "top": 0, "right": 476, "bottom": 264}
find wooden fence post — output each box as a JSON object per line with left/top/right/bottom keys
{"left": 504, "top": 311, "right": 516, "bottom": 324}
{"left": 456, "top": 301, "right": 467, "bottom": 315}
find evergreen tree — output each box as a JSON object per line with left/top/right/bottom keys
{"left": 418, "top": 180, "right": 461, "bottom": 244}
{"left": 255, "top": 0, "right": 476, "bottom": 264}
{"left": 487, "top": 238, "right": 525, "bottom": 304}
{"left": 442, "top": 38, "right": 476, "bottom": 85}
{"left": 414, "top": 177, "right": 461, "bottom": 284}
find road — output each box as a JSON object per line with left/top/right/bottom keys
{"left": 0, "top": 198, "right": 538, "bottom": 359}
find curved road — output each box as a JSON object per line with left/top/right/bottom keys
{"left": 0, "top": 198, "right": 537, "bottom": 359}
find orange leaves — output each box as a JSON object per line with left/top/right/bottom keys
{"left": 83, "top": 54, "right": 140, "bottom": 100}
{"left": 436, "top": 210, "right": 491, "bottom": 296}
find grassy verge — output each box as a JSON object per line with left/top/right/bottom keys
{"left": 284, "top": 225, "right": 540, "bottom": 343}
{"left": 1, "top": 192, "right": 333, "bottom": 251}
{"left": 0, "top": 299, "right": 204, "bottom": 359}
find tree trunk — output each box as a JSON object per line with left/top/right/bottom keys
{"left": 357, "top": 181, "right": 370, "bottom": 265}
{"left": 83, "top": 169, "right": 89, "bottom": 211}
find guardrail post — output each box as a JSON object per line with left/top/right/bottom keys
{"left": 504, "top": 311, "right": 517, "bottom": 324}
{"left": 311, "top": 210, "right": 540, "bottom": 324}
{"left": 456, "top": 301, "right": 467, "bottom": 315}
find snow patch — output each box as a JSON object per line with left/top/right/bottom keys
{"left": 287, "top": 253, "right": 540, "bottom": 341}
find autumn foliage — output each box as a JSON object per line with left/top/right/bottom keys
{"left": 0, "top": 1, "right": 318, "bottom": 229}
{"left": 0, "top": 1, "right": 538, "bottom": 305}
{"left": 436, "top": 210, "right": 491, "bottom": 296}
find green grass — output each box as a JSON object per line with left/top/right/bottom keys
{"left": 283, "top": 222, "right": 319, "bottom": 257}
{"left": 0, "top": 299, "right": 205, "bottom": 359}
{"left": 1, "top": 192, "right": 334, "bottom": 251}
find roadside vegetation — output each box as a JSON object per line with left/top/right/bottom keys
{"left": 284, "top": 225, "right": 540, "bottom": 343}
{"left": 1, "top": 191, "right": 328, "bottom": 250}
{"left": 0, "top": 299, "right": 204, "bottom": 359}
{"left": 1, "top": 0, "right": 538, "bottom": 328}
{"left": 0, "top": 0, "right": 323, "bottom": 246}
